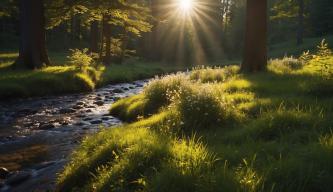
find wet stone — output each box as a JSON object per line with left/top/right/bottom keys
{"left": 60, "top": 121, "right": 69, "bottom": 126}
{"left": 0, "top": 167, "right": 10, "bottom": 179}
{"left": 95, "top": 97, "right": 103, "bottom": 101}
{"left": 24, "top": 122, "right": 34, "bottom": 127}
{"left": 39, "top": 123, "right": 56, "bottom": 130}
{"left": 76, "top": 101, "right": 85, "bottom": 105}
{"left": 59, "top": 108, "right": 76, "bottom": 114}
{"left": 6, "top": 171, "right": 32, "bottom": 186}
{"left": 101, "top": 117, "right": 110, "bottom": 121}
{"left": 113, "top": 89, "right": 123, "bottom": 93}
{"left": 90, "top": 120, "right": 102, "bottom": 124}
{"left": 72, "top": 105, "right": 83, "bottom": 110}
{"left": 135, "top": 83, "right": 143, "bottom": 87}
{"left": 75, "top": 122, "right": 89, "bottom": 126}
{"left": 83, "top": 117, "right": 93, "bottom": 121}
{"left": 85, "top": 109, "right": 93, "bottom": 113}
{"left": 94, "top": 101, "right": 104, "bottom": 106}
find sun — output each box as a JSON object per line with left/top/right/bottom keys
{"left": 179, "top": 0, "right": 193, "bottom": 12}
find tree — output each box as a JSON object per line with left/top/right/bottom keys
{"left": 89, "top": 20, "right": 99, "bottom": 53}
{"left": 242, "top": 0, "right": 267, "bottom": 72}
{"left": 15, "top": 0, "right": 50, "bottom": 69}
{"left": 308, "top": 0, "right": 333, "bottom": 36}
{"left": 297, "top": 0, "right": 304, "bottom": 45}
{"left": 270, "top": 0, "right": 310, "bottom": 45}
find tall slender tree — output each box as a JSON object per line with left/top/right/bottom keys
{"left": 89, "top": 20, "right": 99, "bottom": 53}
{"left": 242, "top": 0, "right": 267, "bottom": 72}
{"left": 15, "top": 0, "right": 50, "bottom": 69}
{"left": 297, "top": 0, "right": 304, "bottom": 45}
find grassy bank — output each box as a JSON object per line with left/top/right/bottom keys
{"left": 0, "top": 53, "right": 183, "bottom": 100}
{"left": 58, "top": 53, "right": 333, "bottom": 191}
{"left": 1, "top": 36, "right": 331, "bottom": 100}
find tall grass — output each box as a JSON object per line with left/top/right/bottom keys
{"left": 60, "top": 43, "right": 333, "bottom": 191}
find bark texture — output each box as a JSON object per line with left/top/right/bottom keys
{"left": 242, "top": 0, "right": 267, "bottom": 72}
{"left": 16, "top": 0, "right": 50, "bottom": 69}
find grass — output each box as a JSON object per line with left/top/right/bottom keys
{"left": 0, "top": 35, "right": 331, "bottom": 99}
{"left": 0, "top": 53, "right": 184, "bottom": 99}
{"left": 269, "top": 35, "right": 333, "bottom": 58}
{"left": 58, "top": 52, "right": 333, "bottom": 191}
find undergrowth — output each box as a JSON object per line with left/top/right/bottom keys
{"left": 58, "top": 42, "right": 333, "bottom": 191}
{"left": 0, "top": 51, "right": 183, "bottom": 99}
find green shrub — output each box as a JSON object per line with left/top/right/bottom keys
{"left": 68, "top": 49, "right": 96, "bottom": 72}
{"left": 143, "top": 73, "right": 190, "bottom": 111}
{"left": 190, "top": 65, "right": 239, "bottom": 83}
{"left": 110, "top": 74, "right": 190, "bottom": 121}
{"left": 268, "top": 57, "right": 304, "bottom": 73}
{"left": 171, "top": 84, "right": 227, "bottom": 131}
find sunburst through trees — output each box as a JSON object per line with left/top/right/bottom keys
{"left": 148, "top": 0, "right": 224, "bottom": 66}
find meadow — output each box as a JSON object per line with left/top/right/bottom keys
{"left": 1, "top": 35, "right": 331, "bottom": 100}
{"left": 57, "top": 43, "right": 333, "bottom": 191}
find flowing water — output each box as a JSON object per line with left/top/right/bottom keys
{"left": 0, "top": 80, "right": 148, "bottom": 191}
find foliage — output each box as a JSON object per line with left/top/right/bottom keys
{"left": 68, "top": 48, "right": 95, "bottom": 72}
{"left": 170, "top": 84, "right": 227, "bottom": 131}
{"left": 298, "top": 39, "right": 333, "bottom": 78}
{"left": 313, "top": 40, "right": 333, "bottom": 78}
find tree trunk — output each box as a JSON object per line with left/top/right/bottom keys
{"left": 119, "top": 34, "right": 129, "bottom": 64}
{"left": 103, "top": 16, "right": 111, "bottom": 65}
{"left": 89, "top": 21, "right": 99, "bottom": 53}
{"left": 15, "top": 0, "right": 50, "bottom": 69}
{"left": 297, "top": 0, "right": 304, "bottom": 45}
{"left": 241, "top": 0, "right": 267, "bottom": 72}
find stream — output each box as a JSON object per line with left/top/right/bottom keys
{"left": 0, "top": 80, "right": 148, "bottom": 191}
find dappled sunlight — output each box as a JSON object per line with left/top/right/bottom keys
{"left": 0, "top": 0, "right": 333, "bottom": 190}
{"left": 222, "top": 79, "right": 253, "bottom": 92}
{"left": 99, "top": 60, "right": 333, "bottom": 190}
